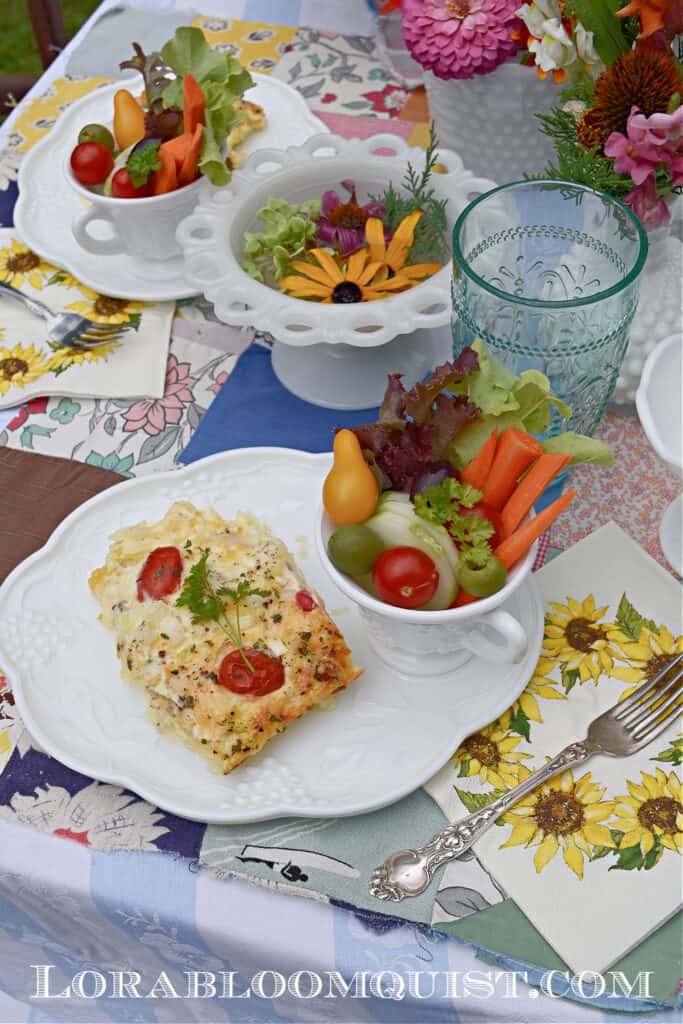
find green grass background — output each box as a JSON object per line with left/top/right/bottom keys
{"left": 0, "top": 0, "right": 100, "bottom": 74}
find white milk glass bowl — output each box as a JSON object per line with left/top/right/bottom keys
{"left": 178, "top": 133, "right": 495, "bottom": 409}
{"left": 636, "top": 333, "right": 683, "bottom": 575}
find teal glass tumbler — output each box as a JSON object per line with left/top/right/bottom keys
{"left": 451, "top": 180, "right": 648, "bottom": 437}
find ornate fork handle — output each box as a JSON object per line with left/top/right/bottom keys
{"left": 370, "top": 739, "right": 592, "bottom": 902}
{"left": 0, "top": 280, "right": 56, "bottom": 322}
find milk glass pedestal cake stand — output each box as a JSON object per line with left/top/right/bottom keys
{"left": 178, "top": 134, "right": 495, "bottom": 409}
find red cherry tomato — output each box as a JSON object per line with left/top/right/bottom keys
{"left": 136, "top": 546, "right": 183, "bottom": 602}
{"left": 111, "top": 168, "right": 153, "bottom": 199}
{"left": 469, "top": 502, "right": 505, "bottom": 549}
{"left": 372, "top": 546, "right": 439, "bottom": 610}
{"left": 218, "top": 649, "right": 285, "bottom": 696}
{"left": 295, "top": 589, "right": 316, "bottom": 612}
{"left": 70, "top": 142, "right": 114, "bottom": 186}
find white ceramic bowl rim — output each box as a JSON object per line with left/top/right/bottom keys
{"left": 315, "top": 502, "right": 537, "bottom": 623}
{"left": 636, "top": 332, "right": 683, "bottom": 469}
{"left": 177, "top": 133, "right": 498, "bottom": 347}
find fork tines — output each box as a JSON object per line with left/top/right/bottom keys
{"left": 612, "top": 650, "right": 683, "bottom": 743}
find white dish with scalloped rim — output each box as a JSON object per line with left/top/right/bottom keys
{"left": 0, "top": 448, "right": 543, "bottom": 823}
{"left": 14, "top": 76, "right": 328, "bottom": 301}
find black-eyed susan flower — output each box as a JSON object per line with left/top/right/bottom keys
{"left": 0, "top": 342, "right": 50, "bottom": 396}
{"left": 0, "top": 239, "right": 52, "bottom": 290}
{"left": 453, "top": 722, "right": 532, "bottom": 790}
{"left": 365, "top": 211, "right": 442, "bottom": 283}
{"left": 279, "top": 247, "right": 416, "bottom": 303}
{"left": 542, "top": 594, "right": 623, "bottom": 685}
{"left": 501, "top": 770, "right": 615, "bottom": 879}
{"left": 612, "top": 768, "right": 682, "bottom": 857}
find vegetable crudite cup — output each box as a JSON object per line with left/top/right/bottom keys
{"left": 65, "top": 26, "right": 254, "bottom": 263}
{"left": 67, "top": 169, "right": 205, "bottom": 261}
{"left": 316, "top": 503, "right": 536, "bottom": 677}
{"left": 314, "top": 338, "right": 615, "bottom": 678}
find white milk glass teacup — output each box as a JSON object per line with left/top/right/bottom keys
{"left": 316, "top": 506, "right": 538, "bottom": 677}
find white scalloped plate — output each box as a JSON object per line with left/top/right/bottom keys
{"left": 0, "top": 449, "right": 543, "bottom": 823}
{"left": 14, "top": 77, "right": 327, "bottom": 301}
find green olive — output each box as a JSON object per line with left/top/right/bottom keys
{"left": 457, "top": 556, "right": 507, "bottom": 598}
{"left": 78, "top": 123, "right": 116, "bottom": 152}
{"left": 328, "top": 524, "right": 384, "bottom": 577}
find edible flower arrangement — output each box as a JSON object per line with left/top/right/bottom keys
{"left": 518, "top": 0, "right": 683, "bottom": 229}
{"left": 69, "top": 27, "right": 254, "bottom": 198}
{"left": 322, "top": 340, "right": 613, "bottom": 610}
{"left": 241, "top": 129, "right": 448, "bottom": 304}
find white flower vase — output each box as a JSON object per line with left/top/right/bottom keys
{"left": 424, "top": 63, "right": 562, "bottom": 184}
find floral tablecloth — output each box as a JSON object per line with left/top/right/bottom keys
{"left": 0, "top": 5, "right": 680, "bottom": 1022}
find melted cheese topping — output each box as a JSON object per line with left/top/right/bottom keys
{"left": 90, "top": 501, "right": 362, "bottom": 773}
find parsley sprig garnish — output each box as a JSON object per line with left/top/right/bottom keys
{"left": 413, "top": 479, "right": 494, "bottom": 569}
{"left": 175, "top": 550, "right": 266, "bottom": 671}
{"left": 126, "top": 142, "right": 161, "bottom": 187}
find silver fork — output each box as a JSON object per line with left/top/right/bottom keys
{"left": 0, "top": 280, "right": 134, "bottom": 350}
{"left": 370, "top": 652, "right": 683, "bottom": 902}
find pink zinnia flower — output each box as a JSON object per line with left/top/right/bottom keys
{"left": 628, "top": 105, "right": 683, "bottom": 184}
{"left": 624, "top": 177, "right": 671, "bottom": 231}
{"left": 315, "top": 180, "right": 388, "bottom": 257}
{"left": 402, "top": 0, "right": 525, "bottom": 80}
{"left": 123, "top": 355, "right": 196, "bottom": 436}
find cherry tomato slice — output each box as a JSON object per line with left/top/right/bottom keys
{"left": 111, "top": 168, "right": 153, "bottom": 199}
{"left": 218, "top": 649, "right": 285, "bottom": 696}
{"left": 70, "top": 141, "right": 114, "bottom": 186}
{"left": 372, "top": 546, "right": 439, "bottom": 610}
{"left": 136, "top": 546, "right": 183, "bottom": 602}
{"left": 295, "top": 589, "right": 316, "bottom": 612}
{"left": 469, "top": 502, "right": 505, "bottom": 549}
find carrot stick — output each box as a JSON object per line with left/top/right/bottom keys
{"left": 178, "top": 123, "right": 203, "bottom": 186}
{"left": 452, "top": 589, "right": 479, "bottom": 607}
{"left": 494, "top": 490, "right": 576, "bottom": 570}
{"left": 460, "top": 428, "right": 498, "bottom": 491}
{"left": 481, "top": 427, "right": 543, "bottom": 510}
{"left": 183, "top": 72, "right": 206, "bottom": 135}
{"left": 500, "top": 453, "right": 572, "bottom": 537}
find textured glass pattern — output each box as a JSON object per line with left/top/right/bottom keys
{"left": 451, "top": 182, "right": 648, "bottom": 438}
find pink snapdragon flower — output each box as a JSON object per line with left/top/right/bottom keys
{"left": 604, "top": 106, "right": 661, "bottom": 185}
{"left": 628, "top": 105, "right": 683, "bottom": 185}
{"left": 624, "top": 177, "right": 671, "bottom": 230}
{"left": 402, "top": 0, "right": 524, "bottom": 81}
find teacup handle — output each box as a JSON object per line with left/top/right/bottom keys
{"left": 73, "top": 206, "right": 125, "bottom": 255}
{"left": 460, "top": 608, "right": 528, "bottom": 664}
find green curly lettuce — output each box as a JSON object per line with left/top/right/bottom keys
{"left": 160, "top": 26, "right": 254, "bottom": 187}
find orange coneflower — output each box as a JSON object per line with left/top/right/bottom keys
{"left": 587, "top": 47, "right": 682, "bottom": 146}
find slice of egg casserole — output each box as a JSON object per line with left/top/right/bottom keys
{"left": 89, "top": 501, "right": 362, "bottom": 774}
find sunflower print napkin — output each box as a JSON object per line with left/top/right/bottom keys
{"left": 426, "top": 522, "right": 682, "bottom": 974}
{"left": 0, "top": 230, "right": 174, "bottom": 408}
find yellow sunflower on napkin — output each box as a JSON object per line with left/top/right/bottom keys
{"left": 453, "top": 722, "right": 532, "bottom": 789}
{"left": 0, "top": 239, "right": 52, "bottom": 290}
{"left": 501, "top": 769, "right": 615, "bottom": 879}
{"left": 609, "top": 622, "right": 683, "bottom": 699}
{"left": 612, "top": 769, "right": 682, "bottom": 858}
{"left": 0, "top": 342, "right": 50, "bottom": 395}
{"left": 65, "top": 289, "right": 144, "bottom": 325}
{"left": 542, "top": 595, "right": 623, "bottom": 685}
